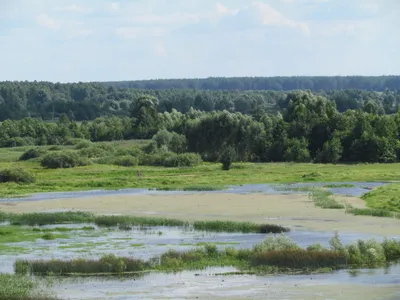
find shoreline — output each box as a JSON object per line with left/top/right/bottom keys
{"left": 2, "top": 193, "right": 399, "bottom": 236}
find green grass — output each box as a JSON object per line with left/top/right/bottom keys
{"left": 0, "top": 226, "right": 68, "bottom": 243}
{"left": 0, "top": 211, "right": 289, "bottom": 234}
{"left": 308, "top": 189, "right": 345, "bottom": 209}
{"left": 15, "top": 234, "right": 400, "bottom": 276}
{"left": 323, "top": 183, "right": 356, "bottom": 188}
{"left": 2, "top": 143, "right": 400, "bottom": 198}
{"left": 361, "top": 183, "right": 400, "bottom": 212}
{"left": 0, "top": 211, "right": 96, "bottom": 226}
{"left": 192, "top": 221, "right": 289, "bottom": 234}
{"left": 0, "top": 274, "right": 57, "bottom": 300}
{"left": 348, "top": 208, "right": 400, "bottom": 219}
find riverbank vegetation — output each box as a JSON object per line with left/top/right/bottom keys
{"left": 14, "top": 233, "right": 400, "bottom": 276}
{"left": 0, "top": 211, "right": 289, "bottom": 234}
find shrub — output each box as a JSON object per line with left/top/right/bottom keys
{"left": 41, "top": 233, "right": 56, "bottom": 240}
{"left": 74, "top": 141, "right": 92, "bottom": 149}
{"left": 1, "top": 137, "right": 36, "bottom": 148}
{"left": 63, "top": 138, "right": 88, "bottom": 146}
{"left": 163, "top": 153, "right": 202, "bottom": 167}
{"left": 40, "top": 152, "right": 90, "bottom": 169}
{"left": 112, "top": 156, "right": 139, "bottom": 167}
{"left": 0, "top": 168, "right": 35, "bottom": 184}
{"left": 78, "top": 146, "right": 108, "bottom": 158}
{"left": 253, "top": 235, "right": 300, "bottom": 252}
{"left": 19, "top": 147, "right": 47, "bottom": 161}
{"left": 48, "top": 145, "right": 62, "bottom": 151}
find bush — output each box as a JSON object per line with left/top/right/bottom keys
{"left": 74, "top": 141, "right": 92, "bottom": 149}
{"left": 19, "top": 147, "right": 47, "bottom": 161}
{"left": 1, "top": 137, "right": 36, "bottom": 148}
{"left": 163, "top": 153, "right": 202, "bottom": 167}
{"left": 0, "top": 168, "right": 36, "bottom": 184}
{"left": 112, "top": 156, "right": 139, "bottom": 167}
{"left": 48, "top": 145, "right": 62, "bottom": 151}
{"left": 78, "top": 146, "right": 109, "bottom": 158}
{"left": 63, "top": 138, "right": 88, "bottom": 146}
{"left": 41, "top": 152, "right": 90, "bottom": 169}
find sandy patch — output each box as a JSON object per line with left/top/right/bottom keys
{"left": 1, "top": 193, "right": 399, "bottom": 236}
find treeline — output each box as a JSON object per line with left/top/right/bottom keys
{"left": 102, "top": 76, "right": 400, "bottom": 91}
{"left": 1, "top": 81, "right": 400, "bottom": 121}
{"left": 2, "top": 91, "right": 400, "bottom": 164}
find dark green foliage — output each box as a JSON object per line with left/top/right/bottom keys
{"left": 6, "top": 211, "right": 95, "bottom": 226}
{"left": 94, "top": 215, "right": 187, "bottom": 227}
{"left": 219, "top": 144, "right": 237, "bottom": 170}
{"left": 17, "top": 253, "right": 149, "bottom": 276}
{"left": 19, "top": 148, "right": 47, "bottom": 161}
{"left": 192, "top": 220, "right": 289, "bottom": 233}
{"left": 0, "top": 168, "right": 35, "bottom": 184}
{"left": 163, "top": 153, "right": 202, "bottom": 167}
{"left": 63, "top": 138, "right": 87, "bottom": 146}
{"left": 40, "top": 152, "right": 90, "bottom": 169}
{"left": 78, "top": 146, "right": 109, "bottom": 158}
{"left": 251, "top": 249, "right": 347, "bottom": 269}
{"left": 112, "top": 156, "right": 139, "bottom": 167}
{"left": 74, "top": 141, "right": 92, "bottom": 149}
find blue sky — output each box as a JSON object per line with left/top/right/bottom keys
{"left": 0, "top": 0, "right": 398, "bottom": 82}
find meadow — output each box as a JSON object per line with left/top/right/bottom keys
{"left": 1, "top": 141, "right": 400, "bottom": 299}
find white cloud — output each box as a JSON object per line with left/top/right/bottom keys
{"left": 105, "top": 2, "right": 120, "bottom": 12}
{"left": 55, "top": 4, "right": 90, "bottom": 13}
{"left": 36, "top": 13, "right": 60, "bottom": 30}
{"left": 216, "top": 3, "right": 239, "bottom": 16}
{"left": 154, "top": 42, "right": 167, "bottom": 57}
{"left": 252, "top": 1, "right": 310, "bottom": 35}
{"left": 115, "top": 27, "right": 167, "bottom": 39}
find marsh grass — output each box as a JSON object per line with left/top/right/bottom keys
{"left": 3, "top": 211, "right": 96, "bottom": 226}
{"left": 348, "top": 208, "right": 400, "bottom": 219}
{"left": 0, "top": 274, "right": 58, "bottom": 300}
{"left": 323, "top": 183, "right": 356, "bottom": 188}
{"left": 94, "top": 215, "right": 187, "bottom": 227}
{"left": 18, "top": 234, "right": 400, "bottom": 276}
{"left": 192, "top": 220, "right": 289, "bottom": 234}
{"left": 308, "top": 189, "right": 345, "bottom": 209}
{"left": 0, "top": 211, "right": 289, "bottom": 234}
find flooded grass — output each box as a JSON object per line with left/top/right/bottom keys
{"left": 0, "top": 226, "right": 68, "bottom": 243}
{"left": 0, "top": 211, "right": 96, "bottom": 226}
{"left": 16, "top": 235, "right": 400, "bottom": 277}
{"left": 192, "top": 221, "right": 289, "bottom": 234}
{"left": 0, "top": 274, "right": 58, "bottom": 300}
{"left": 323, "top": 183, "right": 356, "bottom": 188}
{"left": 0, "top": 211, "right": 289, "bottom": 233}
{"left": 308, "top": 189, "right": 345, "bottom": 209}
{"left": 348, "top": 208, "right": 400, "bottom": 219}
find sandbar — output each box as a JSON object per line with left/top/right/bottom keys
{"left": 1, "top": 193, "right": 399, "bottom": 236}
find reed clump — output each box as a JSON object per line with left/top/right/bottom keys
{"left": 192, "top": 220, "right": 289, "bottom": 234}
{"left": 17, "top": 234, "right": 400, "bottom": 276}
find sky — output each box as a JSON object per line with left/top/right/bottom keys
{"left": 0, "top": 0, "right": 399, "bottom": 82}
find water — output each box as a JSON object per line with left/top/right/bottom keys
{"left": 0, "top": 182, "right": 387, "bottom": 203}
{"left": 0, "top": 225, "right": 398, "bottom": 274}
{"left": 51, "top": 264, "right": 400, "bottom": 299}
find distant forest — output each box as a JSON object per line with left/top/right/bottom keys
{"left": 0, "top": 76, "right": 400, "bottom": 121}
{"left": 101, "top": 76, "right": 400, "bottom": 91}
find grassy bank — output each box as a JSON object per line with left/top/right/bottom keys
{"left": 0, "top": 211, "right": 289, "bottom": 234}
{"left": 1, "top": 153, "right": 400, "bottom": 198}
{"left": 361, "top": 183, "right": 400, "bottom": 212}
{"left": 15, "top": 234, "right": 400, "bottom": 276}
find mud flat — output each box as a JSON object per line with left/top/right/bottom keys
{"left": 2, "top": 193, "right": 399, "bottom": 236}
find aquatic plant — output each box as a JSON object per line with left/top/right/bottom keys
{"left": 9, "top": 211, "right": 95, "bottom": 226}
{"left": 348, "top": 208, "right": 400, "bottom": 219}
{"left": 94, "top": 215, "right": 187, "bottom": 227}
{"left": 18, "top": 234, "right": 400, "bottom": 276}
{"left": 0, "top": 274, "right": 57, "bottom": 300}
{"left": 192, "top": 220, "right": 289, "bottom": 234}
{"left": 308, "top": 189, "right": 345, "bottom": 209}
